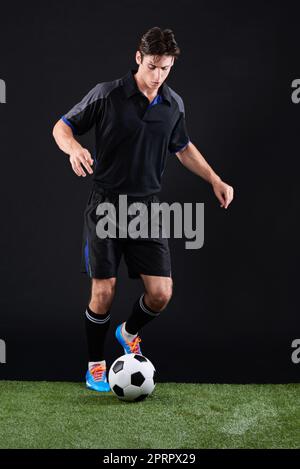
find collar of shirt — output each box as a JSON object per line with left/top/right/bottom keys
{"left": 121, "top": 68, "right": 172, "bottom": 105}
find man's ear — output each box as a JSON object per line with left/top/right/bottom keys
{"left": 135, "top": 51, "right": 141, "bottom": 65}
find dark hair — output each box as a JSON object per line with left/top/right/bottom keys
{"left": 138, "top": 27, "right": 180, "bottom": 63}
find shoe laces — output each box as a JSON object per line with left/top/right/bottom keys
{"left": 128, "top": 336, "right": 142, "bottom": 354}
{"left": 90, "top": 364, "right": 106, "bottom": 382}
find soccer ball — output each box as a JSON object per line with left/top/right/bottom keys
{"left": 108, "top": 354, "right": 156, "bottom": 402}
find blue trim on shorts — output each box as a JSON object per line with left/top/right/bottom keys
{"left": 84, "top": 237, "right": 90, "bottom": 276}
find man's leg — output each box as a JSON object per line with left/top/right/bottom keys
{"left": 140, "top": 274, "right": 173, "bottom": 312}
{"left": 85, "top": 277, "right": 116, "bottom": 391}
{"left": 116, "top": 275, "right": 173, "bottom": 354}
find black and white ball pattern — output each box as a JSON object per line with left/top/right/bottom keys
{"left": 108, "top": 354, "right": 156, "bottom": 402}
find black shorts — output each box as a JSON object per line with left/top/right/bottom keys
{"left": 80, "top": 185, "right": 172, "bottom": 280}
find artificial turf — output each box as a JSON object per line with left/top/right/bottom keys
{"left": 0, "top": 381, "right": 299, "bottom": 449}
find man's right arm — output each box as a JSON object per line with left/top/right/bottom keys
{"left": 52, "top": 119, "right": 93, "bottom": 177}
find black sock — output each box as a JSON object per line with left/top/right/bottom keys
{"left": 125, "top": 293, "right": 161, "bottom": 335}
{"left": 84, "top": 305, "right": 111, "bottom": 362}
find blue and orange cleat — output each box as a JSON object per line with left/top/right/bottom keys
{"left": 86, "top": 363, "right": 111, "bottom": 392}
{"left": 115, "top": 323, "right": 143, "bottom": 355}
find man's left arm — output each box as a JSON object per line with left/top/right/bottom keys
{"left": 176, "top": 141, "right": 234, "bottom": 209}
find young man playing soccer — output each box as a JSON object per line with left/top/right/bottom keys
{"left": 52, "top": 27, "right": 234, "bottom": 392}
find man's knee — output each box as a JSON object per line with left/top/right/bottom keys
{"left": 89, "top": 277, "right": 116, "bottom": 313}
{"left": 146, "top": 279, "right": 173, "bottom": 311}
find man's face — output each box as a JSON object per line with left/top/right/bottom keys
{"left": 135, "top": 52, "right": 174, "bottom": 90}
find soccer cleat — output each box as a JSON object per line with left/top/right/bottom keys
{"left": 86, "top": 363, "right": 111, "bottom": 392}
{"left": 115, "top": 323, "right": 143, "bottom": 355}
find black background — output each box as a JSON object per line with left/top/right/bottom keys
{"left": 0, "top": 0, "right": 299, "bottom": 383}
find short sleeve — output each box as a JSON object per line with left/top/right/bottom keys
{"left": 168, "top": 100, "right": 190, "bottom": 154}
{"left": 61, "top": 84, "right": 103, "bottom": 136}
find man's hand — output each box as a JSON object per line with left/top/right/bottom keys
{"left": 52, "top": 119, "right": 94, "bottom": 177}
{"left": 175, "top": 143, "right": 234, "bottom": 208}
{"left": 69, "top": 147, "right": 94, "bottom": 177}
{"left": 212, "top": 177, "right": 234, "bottom": 209}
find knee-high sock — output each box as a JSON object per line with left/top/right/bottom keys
{"left": 84, "top": 305, "right": 111, "bottom": 362}
{"left": 125, "top": 293, "right": 160, "bottom": 335}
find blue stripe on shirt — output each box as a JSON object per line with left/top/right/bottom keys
{"left": 61, "top": 115, "right": 77, "bottom": 134}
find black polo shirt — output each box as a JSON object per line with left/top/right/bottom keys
{"left": 62, "top": 69, "right": 190, "bottom": 197}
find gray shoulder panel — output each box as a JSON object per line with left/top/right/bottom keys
{"left": 168, "top": 86, "right": 185, "bottom": 114}
{"left": 65, "top": 78, "right": 122, "bottom": 118}
{"left": 92, "top": 78, "right": 122, "bottom": 99}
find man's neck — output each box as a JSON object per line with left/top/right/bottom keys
{"left": 133, "top": 71, "right": 159, "bottom": 102}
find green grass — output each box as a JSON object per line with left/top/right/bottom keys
{"left": 0, "top": 381, "right": 299, "bottom": 449}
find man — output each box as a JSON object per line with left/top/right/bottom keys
{"left": 52, "top": 27, "right": 234, "bottom": 392}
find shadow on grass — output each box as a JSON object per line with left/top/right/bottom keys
{"left": 71, "top": 385, "right": 162, "bottom": 406}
